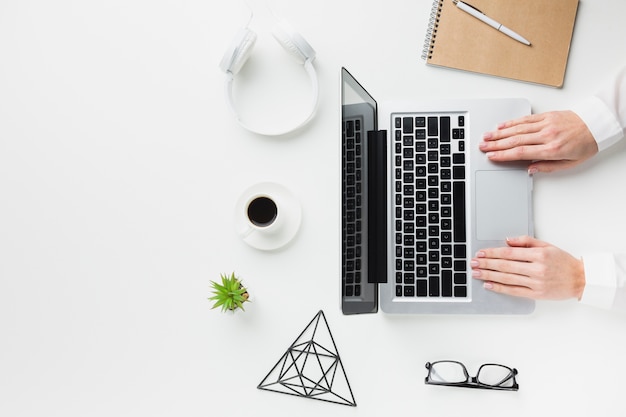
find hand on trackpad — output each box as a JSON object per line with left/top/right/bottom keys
{"left": 475, "top": 170, "right": 532, "bottom": 241}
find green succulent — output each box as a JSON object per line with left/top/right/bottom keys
{"left": 209, "top": 272, "right": 250, "bottom": 312}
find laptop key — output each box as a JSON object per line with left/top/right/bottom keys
{"left": 403, "top": 117, "right": 413, "bottom": 133}
{"left": 454, "top": 285, "right": 467, "bottom": 298}
{"left": 442, "top": 270, "right": 453, "bottom": 297}
{"left": 453, "top": 181, "right": 466, "bottom": 242}
{"left": 439, "top": 116, "right": 450, "bottom": 142}
{"left": 429, "top": 276, "right": 440, "bottom": 297}
{"left": 416, "top": 280, "right": 428, "bottom": 297}
{"left": 404, "top": 286, "right": 415, "bottom": 297}
{"left": 427, "top": 117, "right": 438, "bottom": 136}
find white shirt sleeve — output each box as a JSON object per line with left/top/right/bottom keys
{"left": 581, "top": 254, "right": 626, "bottom": 312}
{"left": 571, "top": 66, "right": 626, "bottom": 151}
{"left": 573, "top": 66, "right": 626, "bottom": 312}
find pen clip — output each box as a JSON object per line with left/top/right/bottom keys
{"left": 455, "top": 0, "right": 484, "bottom": 15}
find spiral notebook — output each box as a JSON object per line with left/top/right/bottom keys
{"left": 421, "top": 0, "right": 579, "bottom": 87}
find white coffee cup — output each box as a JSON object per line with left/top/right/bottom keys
{"left": 241, "top": 194, "right": 281, "bottom": 237}
{"left": 235, "top": 182, "right": 301, "bottom": 251}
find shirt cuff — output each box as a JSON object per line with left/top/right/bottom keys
{"left": 571, "top": 96, "right": 624, "bottom": 152}
{"left": 580, "top": 253, "right": 616, "bottom": 309}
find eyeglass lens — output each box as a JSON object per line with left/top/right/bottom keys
{"left": 428, "top": 361, "right": 467, "bottom": 383}
{"left": 476, "top": 364, "right": 516, "bottom": 388}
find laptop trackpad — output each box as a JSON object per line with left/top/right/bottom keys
{"left": 475, "top": 170, "right": 530, "bottom": 241}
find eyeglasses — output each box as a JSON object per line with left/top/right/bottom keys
{"left": 424, "top": 361, "right": 519, "bottom": 391}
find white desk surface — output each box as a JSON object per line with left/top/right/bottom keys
{"left": 2, "top": 0, "right": 626, "bottom": 416}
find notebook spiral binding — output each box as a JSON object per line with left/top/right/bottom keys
{"left": 421, "top": 0, "right": 445, "bottom": 60}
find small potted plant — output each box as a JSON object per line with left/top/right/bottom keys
{"left": 209, "top": 272, "right": 250, "bottom": 312}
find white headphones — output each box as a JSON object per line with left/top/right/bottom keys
{"left": 219, "top": 7, "right": 319, "bottom": 136}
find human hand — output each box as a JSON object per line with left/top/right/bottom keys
{"left": 480, "top": 111, "right": 598, "bottom": 174}
{"left": 470, "top": 236, "right": 585, "bottom": 301}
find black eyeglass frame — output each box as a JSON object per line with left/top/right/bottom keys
{"left": 424, "top": 360, "right": 519, "bottom": 391}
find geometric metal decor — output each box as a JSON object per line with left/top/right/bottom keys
{"left": 257, "top": 310, "right": 357, "bottom": 406}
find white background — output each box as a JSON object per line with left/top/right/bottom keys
{"left": 1, "top": 0, "right": 625, "bottom": 416}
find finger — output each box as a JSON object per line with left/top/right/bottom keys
{"left": 485, "top": 142, "right": 561, "bottom": 162}
{"left": 483, "top": 114, "right": 544, "bottom": 142}
{"left": 480, "top": 129, "right": 543, "bottom": 151}
{"left": 497, "top": 114, "right": 547, "bottom": 132}
{"left": 472, "top": 258, "right": 536, "bottom": 285}
{"left": 505, "top": 235, "right": 549, "bottom": 249}
{"left": 485, "top": 145, "right": 536, "bottom": 161}
{"left": 482, "top": 281, "right": 536, "bottom": 299}
{"left": 528, "top": 159, "right": 581, "bottom": 174}
{"left": 472, "top": 267, "right": 531, "bottom": 286}
{"left": 475, "top": 245, "right": 537, "bottom": 263}
{"left": 479, "top": 136, "right": 532, "bottom": 154}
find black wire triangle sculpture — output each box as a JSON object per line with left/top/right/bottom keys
{"left": 257, "top": 310, "right": 356, "bottom": 407}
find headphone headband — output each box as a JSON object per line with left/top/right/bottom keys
{"left": 220, "top": 12, "right": 319, "bottom": 136}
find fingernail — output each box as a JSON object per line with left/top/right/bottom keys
{"left": 475, "top": 251, "right": 486, "bottom": 258}
{"left": 472, "top": 269, "right": 481, "bottom": 277}
{"left": 486, "top": 152, "right": 495, "bottom": 159}
{"left": 482, "top": 132, "right": 492, "bottom": 140}
{"left": 479, "top": 141, "right": 487, "bottom": 149}
{"left": 528, "top": 167, "right": 538, "bottom": 175}
{"left": 484, "top": 282, "right": 494, "bottom": 290}
{"left": 470, "top": 260, "right": 479, "bottom": 267}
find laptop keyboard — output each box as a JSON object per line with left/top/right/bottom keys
{"left": 342, "top": 117, "right": 364, "bottom": 298}
{"left": 393, "top": 113, "right": 468, "bottom": 299}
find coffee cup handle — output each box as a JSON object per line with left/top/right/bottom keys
{"left": 239, "top": 225, "right": 255, "bottom": 238}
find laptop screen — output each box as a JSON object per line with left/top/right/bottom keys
{"left": 341, "top": 68, "right": 383, "bottom": 315}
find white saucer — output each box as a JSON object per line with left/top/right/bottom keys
{"left": 235, "top": 182, "right": 302, "bottom": 251}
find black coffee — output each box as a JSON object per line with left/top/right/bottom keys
{"left": 247, "top": 196, "right": 278, "bottom": 227}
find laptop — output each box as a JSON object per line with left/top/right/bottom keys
{"left": 340, "top": 67, "right": 534, "bottom": 315}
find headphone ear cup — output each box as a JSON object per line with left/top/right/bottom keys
{"left": 219, "top": 28, "right": 258, "bottom": 75}
{"left": 272, "top": 20, "right": 316, "bottom": 65}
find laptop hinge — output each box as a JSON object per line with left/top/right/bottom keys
{"left": 367, "top": 130, "right": 388, "bottom": 284}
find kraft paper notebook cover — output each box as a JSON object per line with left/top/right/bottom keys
{"left": 422, "top": 0, "right": 579, "bottom": 87}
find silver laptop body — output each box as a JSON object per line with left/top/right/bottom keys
{"left": 341, "top": 67, "right": 534, "bottom": 315}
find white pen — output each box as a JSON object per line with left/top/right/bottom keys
{"left": 452, "top": 0, "right": 531, "bottom": 46}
